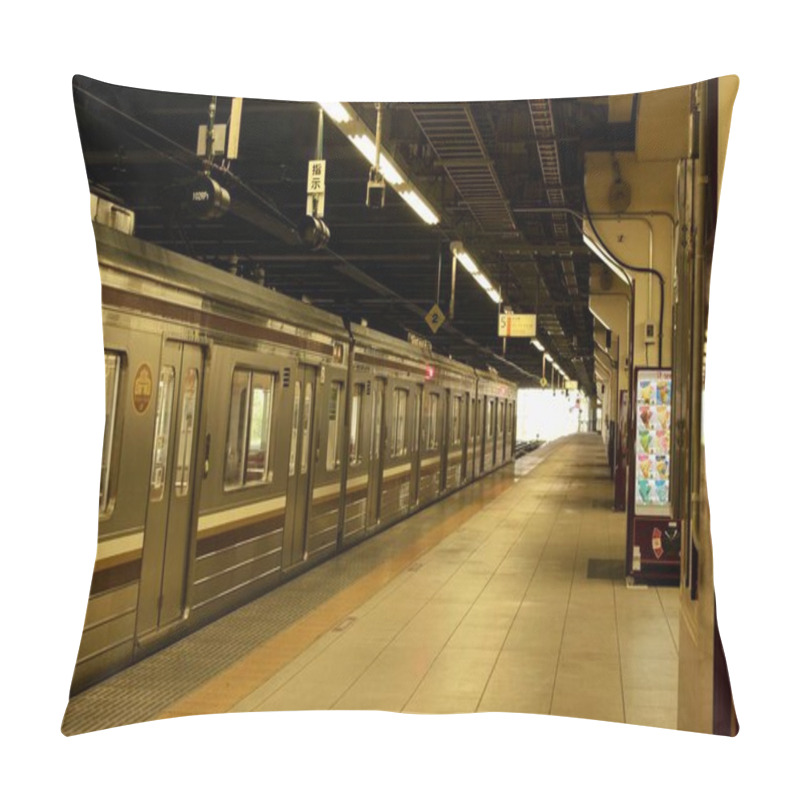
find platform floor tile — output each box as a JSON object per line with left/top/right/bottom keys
{"left": 63, "top": 434, "right": 680, "bottom": 734}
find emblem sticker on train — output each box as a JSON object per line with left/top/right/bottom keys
{"left": 132, "top": 363, "right": 153, "bottom": 413}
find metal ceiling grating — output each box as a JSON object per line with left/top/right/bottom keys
{"left": 410, "top": 104, "right": 516, "bottom": 233}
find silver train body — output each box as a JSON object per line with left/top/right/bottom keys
{"left": 74, "top": 222, "right": 517, "bottom": 694}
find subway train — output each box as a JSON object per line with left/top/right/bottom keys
{"left": 73, "top": 215, "right": 517, "bottom": 695}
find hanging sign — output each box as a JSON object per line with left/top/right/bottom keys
{"left": 425, "top": 303, "right": 446, "bottom": 333}
{"left": 306, "top": 159, "right": 326, "bottom": 216}
{"left": 565, "top": 380, "right": 578, "bottom": 390}
{"left": 498, "top": 312, "right": 536, "bottom": 337}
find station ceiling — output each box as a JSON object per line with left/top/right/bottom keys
{"left": 73, "top": 75, "right": 637, "bottom": 391}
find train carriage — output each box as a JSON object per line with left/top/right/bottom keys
{"left": 427, "top": 352, "right": 478, "bottom": 495}
{"left": 475, "top": 369, "right": 515, "bottom": 477}
{"left": 343, "top": 323, "right": 432, "bottom": 543}
{"left": 75, "top": 219, "right": 517, "bottom": 695}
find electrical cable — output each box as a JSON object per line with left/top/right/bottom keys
{"left": 582, "top": 182, "right": 665, "bottom": 367}
{"left": 73, "top": 84, "right": 296, "bottom": 228}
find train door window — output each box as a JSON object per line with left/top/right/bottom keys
{"left": 300, "top": 380, "right": 314, "bottom": 476}
{"left": 100, "top": 352, "right": 122, "bottom": 513}
{"left": 150, "top": 366, "right": 176, "bottom": 502}
{"left": 289, "top": 380, "right": 301, "bottom": 477}
{"left": 486, "top": 399, "right": 494, "bottom": 438}
{"left": 174, "top": 368, "right": 199, "bottom": 496}
{"left": 413, "top": 390, "right": 422, "bottom": 453}
{"left": 326, "top": 381, "right": 344, "bottom": 470}
{"left": 391, "top": 388, "right": 409, "bottom": 457}
{"left": 427, "top": 393, "right": 439, "bottom": 449}
{"left": 349, "top": 384, "right": 364, "bottom": 465}
{"left": 224, "top": 369, "right": 275, "bottom": 489}
{"left": 247, "top": 373, "right": 274, "bottom": 483}
{"left": 371, "top": 383, "right": 384, "bottom": 461}
{"left": 470, "top": 398, "right": 475, "bottom": 442}
{"left": 452, "top": 396, "right": 462, "bottom": 446}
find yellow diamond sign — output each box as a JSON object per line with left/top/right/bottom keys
{"left": 425, "top": 303, "right": 446, "bottom": 333}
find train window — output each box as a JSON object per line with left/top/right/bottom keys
{"left": 326, "top": 381, "right": 344, "bottom": 470}
{"left": 371, "top": 383, "right": 384, "bottom": 460}
{"left": 426, "top": 393, "right": 439, "bottom": 449}
{"left": 413, "top": 391, "right": 422, "bottom": 453}
{"left": 174, "top": 368, "right": 198, "bottom": 496}
{"left": 100, "top": 352, "right": 121, "bottom": 513}
{"left": 224, "top": 369, "right": 275, "bottom": 489}
{"left": 349, "top": 384, "right": 364, "bottom": 465}
{"left": 470, "top": 398, "right": 475, "bottom": 441}
{"left": 300, "top": 380, "right": 313, "bottom": 476}
{"left": 391, "top": 388, "right": 409, "bottom": 457}
{"left": 288, "top": 380, "right": 301, "bottom": 477}
{"left": 150, "top": 366, "right": 176, "bottom": 502}
{"left": 452, "top": 396, "right": 463, "bottom": 446}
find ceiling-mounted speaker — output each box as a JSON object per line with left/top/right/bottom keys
{"left": 299, "top": 214, "right": 331, "bottom": 250}
{"left": 187, "top": 174, "right": 230, "bottom": 219}
{"left": 608, "top": 178, "right": 631, "bottom": 213}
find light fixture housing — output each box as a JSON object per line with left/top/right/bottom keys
{"left": 450, "top": 243, "right": 502, "bottom": 305}
{"left": 318, "top": 102, "right": 440, "bottom": 226}
{"left": 583, "top": 233, "right": 631, "bottom": 286}
{"left": 319, "top": 102, "right": 352, "bottom": 123}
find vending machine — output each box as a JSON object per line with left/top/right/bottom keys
{"left": 626, "top": 367, "right": 680, "bottom": 583}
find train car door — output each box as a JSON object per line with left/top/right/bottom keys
{"left": 409, "top": 384, "right": 423, "bottom": 507}
{"left": 467, "top": 395, "right": 476, "bottom": 481}
{"left": 366, "top": 377, "right": 386, "bottom": 527}
{"left": 440, "top": 389, "right": 451, "bottom": 492}
{"left": 480, "top": 397, "right": 489, "bottom": 473}
{"left": 497, "top": 400, "right": 505, "bottom": 464}
{"left": 137, "top": 341, "right": 204, "bottom": 637}
{"left": 461, "top": 391, "right": 470, "bottom": 483}
{"left": 284, "top": 365, "right": 318, "bottom": 568}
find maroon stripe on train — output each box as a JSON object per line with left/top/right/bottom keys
{"left": 102, "top": 286, "right": 335, "bottom": 356}
{"left": 196, "top": 516, "right": 284, "bottom": 558}
{"left": 90, "top": 558, "right": 142, "bottom": 596}
{"left": 354, "top": 352, "right": 428, "bottom": 376}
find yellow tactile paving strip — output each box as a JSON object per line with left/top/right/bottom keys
{"left": 155, "top": 478, "right": 515, "bottom": 720}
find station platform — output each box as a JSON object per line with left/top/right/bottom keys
{"left": 62, "top": 432, "right": 679, "bottom": 735}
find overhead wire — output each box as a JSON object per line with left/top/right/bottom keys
{"left": 73, "top": 84, "right": 296, "bottom": 229}
{"left": 75, "top": 83, "right": 540, "bottom": 382}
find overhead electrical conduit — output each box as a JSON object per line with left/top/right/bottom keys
{"left": 581, "top": 183, "right": 666, "bottom": 368}
{"left": 514, "top": 204, "right": 673, "bottom": 368}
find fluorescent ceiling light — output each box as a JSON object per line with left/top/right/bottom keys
{"left": 399, "top": 190, "right": 439, "bottom": 225}
{"left": 583, "top": 234, "right": 630, "bottom": 286}
{"left": 475, "top": 273, "right": 492, "bottom": 291}
{"left": 349, "top": 134, "right": 376, "bottom": 164}
{"left": 452, "top": 246, "right": 501, "bottom": 303}
{"left": 531, "top": 338, "right": 545, "bottom": 351}
{"left": 378, "top": 159, "right": 403, "bottom": 186}
{"left": 326, "top": 103, "right": 441, "bottom": 226}
{"left": 319, "top": 102, "right": 351, "bottom": 123}
{"left": 589, "top": 306, "right": 612, "bottom": 332}
{"left": 545, "top": 353, "right": 553, "bottom": 363}
{"left": 347, "top": 135, "right": 403, "bottom": 185}
{"left": 455, "top": 251, "right": 479, "bottom": 275}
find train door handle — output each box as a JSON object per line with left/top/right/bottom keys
{"left": 203, "top": 433, "right": 211, "bottom": 477}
